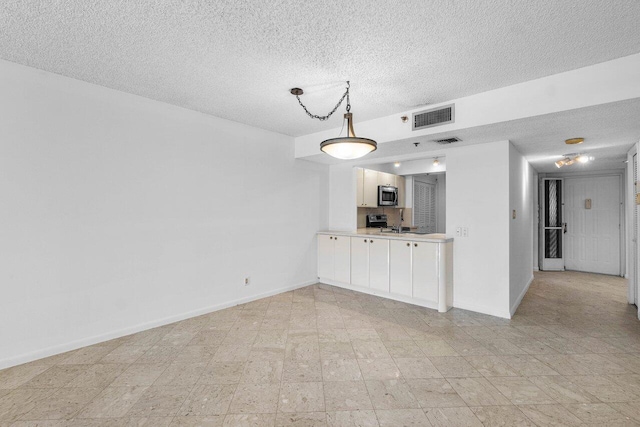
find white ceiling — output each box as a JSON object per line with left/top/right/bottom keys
{"left": 2, "top": 0, "right": 640, "bottom": 138}
{"left": 311, "top": 99, "right": 640, "bottom": 173}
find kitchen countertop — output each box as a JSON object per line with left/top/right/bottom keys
{"left": 318, "top": 229, "right": 453, "bottom": 243}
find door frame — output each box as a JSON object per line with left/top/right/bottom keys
{"left": 626, "top": 144, "right": 639, "bottom": 312}
{"left": 539, "top": 171, "right": 625, "bottom": 276}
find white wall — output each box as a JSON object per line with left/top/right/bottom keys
{"left": 325, "top": 140, "right": 514, "bottom": 317}
{"left": 0, "top": 60, "right": 329, "bottom": 369}
{"left": 446, "top": 141, "right": 511, "bottom": 318}
{"left": 533, "top": 171, "right": 539, "bottom": 271}
{"left": 436, "top": 175, "right": 446, "bottom": 233}
{"left": 508, "top": 145, "right": 535, "bottom": 315}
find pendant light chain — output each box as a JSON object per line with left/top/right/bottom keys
{"left": 295, "top": 81, "right": 351, "bottom": 121}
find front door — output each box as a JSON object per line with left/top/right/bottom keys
{"left": 564, "top": 175, "right": 621, "bottom": 276}
{"left": 541, "top": 178, "right": 565, "bottom": 270}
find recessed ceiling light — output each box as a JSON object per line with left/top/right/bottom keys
{"left": 394, "top": 162, "right": 401, "bottom": 167}
{"left": 565, "top": 138, "right": 584, "bottom": 145}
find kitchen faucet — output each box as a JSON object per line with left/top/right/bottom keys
{"left": 395, "top": 209, "right": 404, "bottom": 233}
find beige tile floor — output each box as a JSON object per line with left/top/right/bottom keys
{"left": 1, "top": 271, "right": 640, "bottom": 426}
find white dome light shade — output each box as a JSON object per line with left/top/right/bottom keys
{"left": 320, "top": 137, "right": 377, "bottom": 159}
{"left": 320, "top": 112, "right": 377, "bottom": 159}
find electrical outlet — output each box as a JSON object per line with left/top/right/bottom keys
{"left": 244, "top": 277, "right": 250, "bottom": 286}
{"left": 462, "top": 227, "right": 468, "bottom": 237}
{"left": 456, "top": 227, "right": 461, "bottom": 237}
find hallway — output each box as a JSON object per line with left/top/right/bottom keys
{"left": 0, "top": 272, "right": 639, "bottom": 426}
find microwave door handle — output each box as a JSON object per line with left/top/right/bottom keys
{"left": 394, "top": 190, "right": 398, "bottom": 205}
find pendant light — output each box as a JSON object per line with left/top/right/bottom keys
{"left": 291, "top": 82, "right": 377, "bottom": 159}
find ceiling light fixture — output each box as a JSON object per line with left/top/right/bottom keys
{"left": 394, "top": 162, "right": 401, "bottom": 167}
{"left": 433, "top": 158, "right": 440, "bottom": 166}
{"left": 555, "top": 153, "right": 591, "bottom": 168}
{"left": 290, "top": 81, "right": 377, "bottom": 160}
{"left": 565, "top": 138, "right": 584, "bottom": 145}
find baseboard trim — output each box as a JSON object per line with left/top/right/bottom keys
{"left": 453, "top": 299, "right": 512, "bottom": 319}
{"left": 318, "top": 278, "right": 439, "bottom": 311}
{"left": 510, "top": 274, "right": 535, "bottom": 317}
{"left": 0, "top": 279, "right": 316, "bottom": 370}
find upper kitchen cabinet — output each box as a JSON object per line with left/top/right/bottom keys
{"left": 356, "top": 167, "right": 406, "bottom": 208}
{"left": 356, "top": 168, "right": 379, "bottom": 207}
{"left": 377, "top": 172, "right": 395, "bottom": 187}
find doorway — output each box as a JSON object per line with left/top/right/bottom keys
{"left": 540, "top": 174, "right": 623, "bottom": 276}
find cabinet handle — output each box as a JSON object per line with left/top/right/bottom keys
{"left": 406, "top": 243, "right": 410, "bottom": 247}
{"left": 335, "top": 237, "right": 338, "bottom": 240}
{"left": 414, "top": 243, "right": 418, "bottom": 247}
{"left": 370, "top": 240, "right": 373, "bottom": 243}
{"left": 364, "top": 239, "right": 367, "bottom": 243}
{"left": 330, "top": 236, "right": 333, "bottom": 240}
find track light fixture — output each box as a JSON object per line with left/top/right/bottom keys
{"left": 555, "top": 154, "right": 593, "bottom": 168}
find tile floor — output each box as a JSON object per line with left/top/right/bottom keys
{"left": 1, "top": 271, "right": 640, "bottom": 426}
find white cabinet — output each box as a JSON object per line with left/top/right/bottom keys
{"left": 369, "top": 238, "right": 390, "bottom": 292}
{"left": 356, "top": 168, "right": 406, "bottom": 208}
{"left": 389, "top": 240, "right": 412, "bottom": 297}
{"left": 350, "top": 237, "right": 389, "bottom": 291}
{"left": 317, "top": 234, "right": 350, "bottom": 283}
{"left": 377, "top": 172, "right": 395, "bottom": 187}
{"left": 356, "top": 168, "right": 378, "bottom": 207}
{"left": 412, "top": 241, "right": 438, "bottom": 303}
{"left": 319, "top": 232, "right": 452, "bottom": 313}
{"left": 351, "top": 237, "right": 370, "bottom": 287}
{"left": 363, "top": 169, "right": 378, "bottom": 207}
{"left": 389, "top": 240, "right": 439, "bottom": 303}
{"left": 318, "top": 234, "right": 334, "bottom": 279}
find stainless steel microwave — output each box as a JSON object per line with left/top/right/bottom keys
{"left": 378, "top": 185, "right": 398, "bottom": 206}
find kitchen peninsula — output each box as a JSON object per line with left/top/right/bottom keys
{"left": 317, "top": 230, "right": 453, "bottom": 313}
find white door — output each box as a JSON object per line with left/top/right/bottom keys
{"left": 414, "top": 181, "right": 436, "bottom": 232}
{"left": 541, "top": 178, "right": 565, "bottom": 271}
{"left": 351, "top": 237, "right": 369, "bottom": 287}
{"left": 318, "top": 235, "right": 334, "bottom": 279}
{"left": 412, "top": 241, "right": 439, "bottom": 303}
{"left": 389, "top": 240, "right": 412, "bottom": 297}
{"left": 564, "top": 175, "right": 621, "bottom": 275}
{"left": 369, "top": 238, "right": 390, "bottom": 292}
{"left": 333, "top": 236, "right": 351, "bottom": 283}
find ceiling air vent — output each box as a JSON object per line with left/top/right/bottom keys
{"left": 412, "top": 104, "right": 455, "bottom": 130}
{"left": 433, "top": 137, "right": 461, "bottom": 145}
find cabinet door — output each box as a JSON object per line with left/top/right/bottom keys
{"left": 389, "top": 240, "right": 412, "bottom": 297}
{"left": 369, "top": 238, "right": 390, "bottom": 292}
{"left": 351, "top": 237, "right": 370, "bottom": 287}
{"left": 396, "top": 176, "right": 406, "bottom": 208}
{"left": 318, "top": 235, "right": 334, "bottom": 280}
{"left": 378, "top": 172, "right": 395, "bottom": 187}
{"left": 333, "top": 236, "right": 351, "bottom": 283}
{"left": 412, "top": 241, "right": 438, "bottom": 303}
{"left": 363, "top": 169, "right": 378, "bottom": 207}
{"left": 356, "top": 168, "right": 365, "bottom": 207}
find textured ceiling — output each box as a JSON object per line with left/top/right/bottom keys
{"left": 2, "top": 1, "right": 640, "bottom": 137}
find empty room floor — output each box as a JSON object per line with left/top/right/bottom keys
{"left": 1, "top": 271, "right": 640, "bottom": 426}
